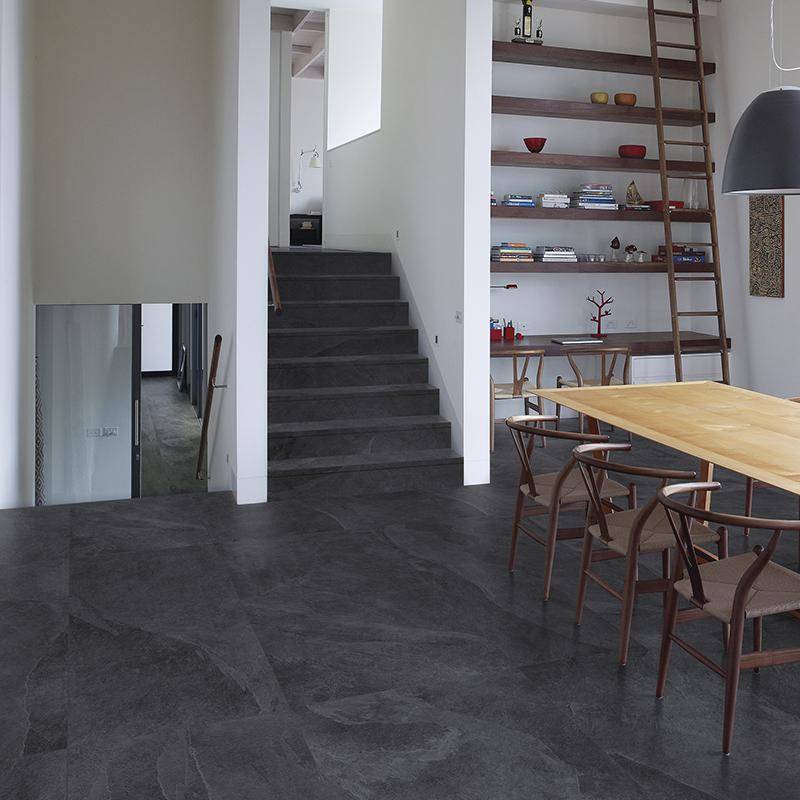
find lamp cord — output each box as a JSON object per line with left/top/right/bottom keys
{"left": 772, "top": 0, "right": 800, "bottom": 72}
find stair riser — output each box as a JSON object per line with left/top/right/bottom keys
{"left": 268, "top": 391, "right": 439, "bottom": 423}
{"left": 279, "top": 277, "right": 400, "bottom": 301}
{"left": 268, "top": 361, "right": 428, "bottom": 389}
{"left": 269, "top": 302, "right": 409, "bottom": 329}
{"left": 272, "top": 252, "right": 392, "bottom": 275}
{"left": 269, "top": 425, "right": 452, "bottom": 460}
{"left": 268, "top": 461, "right": 463, "bottom": 498}
{"left": 269, "top": 330, "right": 418, "bottom": 357}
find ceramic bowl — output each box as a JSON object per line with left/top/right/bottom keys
{"left": 619, "top": 144, "right": 647, "bottom": 159}
{"left": 590, "top": 92, "right": 609, "bottom": 105}
{"left": 614, "top": 93, "right": 637, "bottom": 107}
{"left": 523, "top": 137, "right": 547, "bottom": 153}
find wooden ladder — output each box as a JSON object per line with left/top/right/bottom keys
{"left": 647, "top": 0, "right": 730, "bottom": 384}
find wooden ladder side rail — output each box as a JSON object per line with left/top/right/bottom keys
{"left": 647, "top": 0, "right": 683, "bottom": 382}
{"left": 196, "top": 334, "right": 223, "bottom": 481}
{"left": 268, "top": 246, "right": 283, "bottom": 315}
{"left": 691, "top": 0, "right": 731, "bottom": 384}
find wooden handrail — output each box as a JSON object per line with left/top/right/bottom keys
{"left": 196, "top": 334, "right": 223, "bottom": 480}
{"left": 268, "top": 246, "right": 283, "bottom": 314}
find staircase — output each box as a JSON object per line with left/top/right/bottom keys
{"left": 267, "top": 249, "right": 463, "bottom": 497}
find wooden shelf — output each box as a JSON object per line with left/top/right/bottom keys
{"left": 491, "top": 331, "right": 729, "bottom": 359}
{"left": 492, "top": 41, "right": 715, "bottom": 80}
{"left": 491, "top": 150, "right": 710, "bottom": 175}
{"left": 491, "top": 260, "right": 714, "bottom": 274}
{"left": 491, "top": 205, "right": 712, "bottom": 223}
{"left": 492, "top": 96, "right": 713, "bottom": 127}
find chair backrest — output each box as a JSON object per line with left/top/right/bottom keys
{"left": 658, "top": 482, "right": 800, "bottom": 612}
{"left": 565, "top": 347, "right": 632, "bottom": 387}
{"left": 510, "top": 349, "right": 545, "bottom": 395}
{"left": 506, "top": 414, "right": 608, "bottom": 498}
{"left": 573, "top": 442, "right": 695, "bottom": 550}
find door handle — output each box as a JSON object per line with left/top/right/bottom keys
{"left": 134, "top": 399, "right": 140, "bottom": 446}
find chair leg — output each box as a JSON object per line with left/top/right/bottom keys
{"left": 656, "top": 584, "right": 679, "bottom": 699}
{"left": 744, "top": 477, "right": 754, "bottom": 537}
{"left": 555, "top": 378, "right": 563, "bottom": 431}
{"left": 542, "top": 505, "right": 561, "bottom": 601}
{"left": 628, "top": 482, "right": 637, "bottom": 510}
{"left": 508, "top": 490, "right": 525, "bottom": 573}
{"left": 661, "top": 549, "right": 671, "bottom": 612}
{"left": 619, "top": 555, "right": 638, "bottom": 667}
{"left": 722, "top": 616, "right": 746, "bottom": 756}
{"left": 753, "top": 617, "right": 763, "bottom": 674}
{"left": 575, "top": 530, "right": 593, "bottom": 625}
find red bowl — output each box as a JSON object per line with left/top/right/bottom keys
{"left": 619, "top": 144, "right": 647, "bottom": 159}
{"left": 524, "top": 137, "right": 547, "bottom": 153}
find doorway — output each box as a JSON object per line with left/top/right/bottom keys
{"left": 270, "top": 7, "right": 327, "bottom": 247}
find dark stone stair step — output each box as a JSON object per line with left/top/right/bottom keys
{"left": 269, "top": 300, "right": 409, "bottom": 329}
{"left": 267, "top": 449, "right": 463, "bottom": 497}
{"left": 268, "top": 383, "right": 439, "bottom": 422}
{"left": 268, "top": 326, "right": 418, "bottom": 357}
{"left": 268, "top": 354, "right": 428, "bottom": 389}
{"left": 278, "top": 274, "right": 400, "bottom": 301}
{"left": 268, "top": 415, "right": 452, "bottom": 460}
{"left": 272, "top": 249, "right": 392, "bottom": 275}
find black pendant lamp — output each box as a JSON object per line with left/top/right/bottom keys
{"left": 723, "top": 1, "right": 800, "bottom": 195}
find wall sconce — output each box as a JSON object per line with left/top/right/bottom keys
{"left": 292, "top": 147, "right": 322, "bottom": 194}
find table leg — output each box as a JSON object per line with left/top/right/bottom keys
{"left": 585, "top": 417, "right": 601, "bottom": 436}
{"left": 696, "top": 460, "right": 715, "bottom": 511}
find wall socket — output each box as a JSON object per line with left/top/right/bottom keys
{"left": 102, "top": 427, "right": 119, "bottom": 438}
{"left": 624, "top": 320, "right": 637, "bottom": 330}
{"left": 86, "top": 428, "right": 101, "bottom": 438}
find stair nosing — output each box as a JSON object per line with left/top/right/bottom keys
{"left": 268, "top": 415, "right": 450, "bottom": 438}
{"left": 278, "top": 274, "right": 399, "bottom": 281}
{"left": 269, "top": 383, "right": 438, "bottom": 400}
{"left": 267, "top": 449, "right": 463, "bottom": 476}
{"left": 269, "top": 326, "right": 416, "bottom": 336}
{"left": 269, "top": 354, "right": 427, "bottom": 367}
{"left": 278, "top": 299, "right": 407, "bottom": 307}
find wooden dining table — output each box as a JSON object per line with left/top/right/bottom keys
{"left": 535, "top": 381, "right": 800, "bottom": 509}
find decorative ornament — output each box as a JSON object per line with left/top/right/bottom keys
{"left": 624, "top": 244, "right": 638, "bottom": 263}
{"left": 626, "top": 181, "right": 644, "bottom": 207}
{"left": 610, "top": 236, "right": 621, "bottom": 263}
{"left": 588, "top": 290, "right": 614, "bottom": 338}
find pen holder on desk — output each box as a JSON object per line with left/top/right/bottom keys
{"left": 490, "top": 328, "right": 502, "bottom": 342}
{"left": 503, "top": 326, "right": 515, "bottom": 341}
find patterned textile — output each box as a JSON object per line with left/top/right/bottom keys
{"left": 749, "top": 195, "right": 785, "bottom": 298}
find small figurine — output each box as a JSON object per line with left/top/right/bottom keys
{"left": 588, "top": 290, "right": 614, "bottom": 339}
{"left": 535, "top": 17, "right": 544, "bottom": 44}
{"left": 626, "top": 180, "right": 644, "bottom": 207}
{"left": 624, "top": 244, "right": 638, "bottom": 262}
{"left": 610, "top": 236, "right": 621, "bottom": 263}
{"left": 514, "top": 18, "right": 522, "bottom": 39}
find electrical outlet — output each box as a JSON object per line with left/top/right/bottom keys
{"left": 102, "top": 426, "right": 119, "bottom": 438}
{"left": 607, "top": 320, "right": 618, "bottom": 330}
{"left": 86, "top": 428, "right": 101, "bottom": 438}
{"left": 625, "top": 320, "right": 637, "bottom": 330}
{"left": 395, "top": 229, "right": 400, "bottom": 240}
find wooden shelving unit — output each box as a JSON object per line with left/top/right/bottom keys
{"left": 491, "top": 260, "right": 714, "bottom": 274}
{"left": 491, "top": 205, "right": 712, "bottom": 223}
{"left": 492, "top": 96, "right": 713, "bottom": 126}
{"left": 492, "top": 41, "right": 715, "bottom": 80}
{"left": 491, "top": 150, "right": 710, "bottom": 176}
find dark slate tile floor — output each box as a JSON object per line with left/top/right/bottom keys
{"left": 2, "top": 426, "right": 800, "bottom": 798}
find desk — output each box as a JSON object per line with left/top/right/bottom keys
{"left": 491, "top": 331, "right": 729, "bottom": 359}
{"left": 536, "top": 381, "right": 800, "bottom": 497}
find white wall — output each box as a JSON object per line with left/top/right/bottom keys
{"left": 36, "top": 305, "right": 133, "bottom": 506}
{"left": 272, "top": 0, "right": 382, "bottom": 150}
{"left": 290, "top": 77, "right": 325, "bottom": 214}
{"left": 141, "top": 303, "right": 173, "bottom": 373}
{"left": 32, "top": 0, "right": 214, "bottom": 305}
{"left": 0, "top": 0, "right": 34, "bottom": 510}
{"left": 324, "top": 0, "right": 492, "bottom": 484}
{"left": 708, "top": 0, "right": 800, "bottom": 396}
{"left": 207, "top": 0, "right": 269, "bottom": 504}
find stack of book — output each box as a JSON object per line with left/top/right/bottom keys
{"left": 534, "top": 246, "right": 577, "bottom": 263}
{"left": 502, "top": 194, "right": 536, "bottom": 207}
{"left": 652, "top": 245, "right": 707, "bottom": 264}
{"left": 490, "top": 191, "right": 498, "bottom": 206}
{"left": 570, "top": 184, "right": 619, "bottom": 211}
{"left": 538, "top": 192, "right": 570, "bottom": 209}
{"left": 491, "top": 242, "right": 534, "bottom": 262}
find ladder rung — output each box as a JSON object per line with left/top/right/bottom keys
{"left": 677, "top": 311, "right": 722, "bottom": 317}
{"left": 656, "top": 41, "right": 700, "bottom": 51}
{"left": 674, "top": 276, "right": 718, "bottom": 282}
{"left": 653, "top": 9, "right": 696, "bottom": 19}
{"left": 672, "top": 242, "right": 714, "bottom": 247}
{"left": 664, "top": 140, "right": 709, "bottom": 147}
{"left": 666, "top": 173, "right": 709, "bottom": 179}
